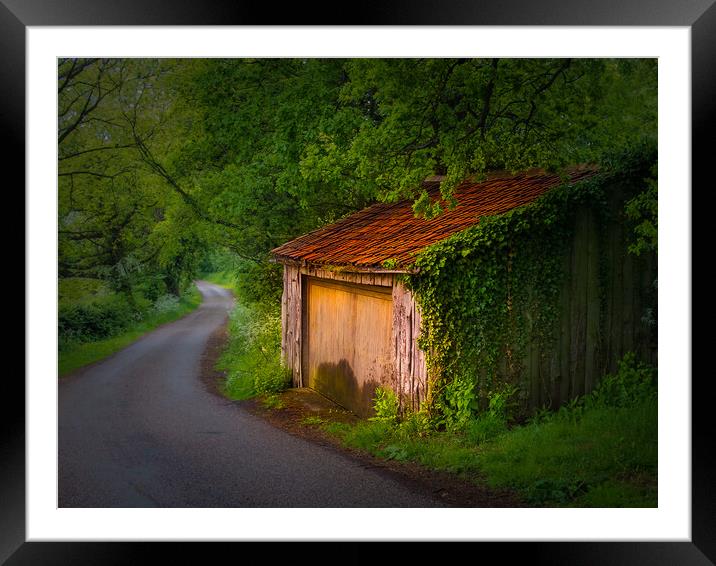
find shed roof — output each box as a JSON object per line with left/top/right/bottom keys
{"left": 270, "top": 167, "right": 598, "bottom": 270}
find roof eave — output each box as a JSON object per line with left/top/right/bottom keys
{"left": 269, "top": 254, "right": 417, "bottom": 275}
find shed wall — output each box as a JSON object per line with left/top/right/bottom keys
{"left": 392, "top": 282, "right": 428, "bottom": 412}
{"left": 281, "top": 264, "right": 303, "bottom": 387}
{"left": 519, "top": 186, "right": 657, "bottom": 411}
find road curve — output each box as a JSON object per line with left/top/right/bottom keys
{"left": 58, "top": 281, "right": 444, "bottom": 507}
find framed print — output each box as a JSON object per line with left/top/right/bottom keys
{"left": 8, "top": 0, "right": 711, "bottom": 563}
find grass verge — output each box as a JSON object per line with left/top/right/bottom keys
{"left": 321, "top": 396, "right": 656, "bottom": 507}
{"left": 203, "top": 270, "right": 290, "bottom": 402}
{"left": 214, "top": 299, "right": 290, "bottom": 401}
{"left": 59, "top": 284, "right": 202, "bottom": 377}
{"left": 318, "top": 356, "right": 657, "bottom": 508}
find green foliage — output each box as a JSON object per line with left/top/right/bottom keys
{"left": 218, "top": 302, "right": 291, "bottom": 399}
{"left": 151, "top": 293, "right": 181, "bottom": 314}
{"left": 586, "top": 352, "right": 657, "bottom": 409}
{"left": 482, "top": 352, "right": 658, "bottom": 507}
{"left": 305, "top": 58, "right": 657, "bottom": 207}
{"left": 143, "top": 58, "right": 656, "bottom": 285}
{"left": 527, "top": 353, "right": 657, "bottom": 424}
{"left": 487, "top": 385, "right": 518, "bottom": 419}
{"left": 568, "top": 479, "right": 657, "bottom": 508}
{"left": 198, "top": 249, "right": 243, "bottom": 285}
{"left": 408, "top": 173, "right": 603, "bottom": 421}
{"left": 58, "top": 58, "right": 657, "bottom": 338}
{"left": 198, "top": 270, "right": 238, "bottom": 292}
{"left": 406, "top": 148, "right": 656, "bottom": 424}
{"left": 58, "top": 59, "right": 205, "bottom": 298}
{"left": 477, "top": 395, "right": 657, "bottom": 506}
{"left": 369, "top": 386, "right": 400, "bottom": 424}
{"left": 234, "top": 261, "right": 283, "bottom": 305}
{"left": 625, "top": 164, "right": 658, "bottom": 256}
{"left": 201, "top": 252, "right": 282, "bottom": 304}
{"left": 261, "top": 394, "right": 285, "bottom": 410}
{"left": 301, "top": 416, "right": 326, "bottom": 426}
{"left": 58, "top": 293, "right": 141, "bottom": 348}
{"left": 433, "top": 376, "right": 478, "bottom": 431}
{"left": 58, "top": 278, "right": 110, "bottom": 305}
{"left": 58, "top": 275, "right": 200, "bottom": 350}
{"left": 464, "top": 413, "right": 508, "bottom": 444}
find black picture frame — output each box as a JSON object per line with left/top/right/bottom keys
{"left": 7, "top": 1, "right": 709, "bottom": 563}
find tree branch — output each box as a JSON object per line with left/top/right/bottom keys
{"left": 59, "top": 143, "right": 136, "bottom": 161}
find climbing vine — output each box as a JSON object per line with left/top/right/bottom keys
{"left": 404, "top": 146, "right": 656, "bottom": 429}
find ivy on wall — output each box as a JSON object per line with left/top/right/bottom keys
{"left": 404, "top": 146, "right": 657, "bottom": 429}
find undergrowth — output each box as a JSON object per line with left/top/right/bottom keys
{"left": 215, "top": 294, "right": 291, "bottom": 401}
{"left": 323, "top": 353, "right": 657, "bottom": 507}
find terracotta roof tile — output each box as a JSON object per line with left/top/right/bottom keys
{"left": 271, "top": 167, "right": 598, "bottom": 270}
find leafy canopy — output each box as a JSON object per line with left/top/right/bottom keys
{"left": 58, "top": 58, "right": 657, "bottom": 302}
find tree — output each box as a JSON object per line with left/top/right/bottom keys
{"left": 58, "top": 58, "right": 206, "bottom": 296}
{"left": 58, "top": 58, "right": 658, "bottom": 302}
{"left": 171, "top": 58, "right": 656, "bottom": 248}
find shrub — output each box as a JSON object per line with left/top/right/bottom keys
{"left": 462, "top": 387, "right": 514, "bottom": 443}
{"left": 58, "top": 294, "right": 140, "bottom": 348}
{"left": 253, "top": 357, "right": 291, "bottom": 395}
{"left": 486, "top": 385, "right": 518, "bottom": 420}
{"left": 219, "top": 302, "right": 291, "bottom": 398}
{"left": 436, "top": 376, "right": 477, "bottom": 431}
{"left": 152, "top": 293, "right": 180, "bottom": 314}
{"left": 369, "top": 386, "right": 400, "bottom": 423}
{"left": 132, "top": 276, "right": 168, "bottom": 303}
{"left": 397, "top": 406, "right": 433, "bottom": 437}
{"left": 587, "top": 352, "right": 657, "bottom": 409}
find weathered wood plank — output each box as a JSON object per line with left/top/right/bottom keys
{"left": 559, "top": 250, "right": 572, "bottom": 407}
{"left": 570, "top": 208, "right": 589, "bottom": 400}
{"left": 612, "top": 211, "right": 625, "bottom": 372}
{"left": 390, "top": 281, "right": 428, "bottom": 412}
{"left": 411, "top": 297, "right": 427, "bottom": 409}
{"left": 603, "top": 204, "right": 615, "bottom": 373}
{"left": 584, "top": 209, "right": 600, "bottom": 394}
{"left": 529, "top": 335, "right": 540, "bottom": 411}
{"left": 295, "top": 270, "right": 303, "bottom": 386}
{"left": 280, "top": 265, "right": 304, "bottom": 388}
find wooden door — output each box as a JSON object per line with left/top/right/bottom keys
{"left": 304, "top": 277, "right": 394, "bottom": 416}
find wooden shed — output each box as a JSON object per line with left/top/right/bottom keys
{"left": 270, "top": 167, "right": 656, "bottom": 417}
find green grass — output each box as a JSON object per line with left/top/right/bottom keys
{"left": 58, "top": 284, "right": 202, "bottom": 377}
{"left": 205, "top": 271, "right": 257, "bottom": 401}
{"left": 324, "top": 419, "right": 487, "bottom": 475}
{"left": 260, "top": 394, "right": 285, "bottom": 410}
{"left": 215, "top": 300, "right": 290, "bottom": 401}
{"left": 477, "top": 399, "right": 657, "bottom": 507}
{"left": 301, "top": 415, "right": 327, "bottom": 426}
{"left": 218, "top": 367, "right": 256, "bottom": 400}
{"left": 321, "top": 396, "right": 657, "bottom": 507}
{"left": 198, "top": 271, "right": 238, "bottom": 292}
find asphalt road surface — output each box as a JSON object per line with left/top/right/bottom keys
{"left": 58, "top": 281, "right": 444, "bottom": 507}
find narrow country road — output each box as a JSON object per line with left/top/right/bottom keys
{"left": 58, "top": 281, "right": 444, "bottom": 507}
